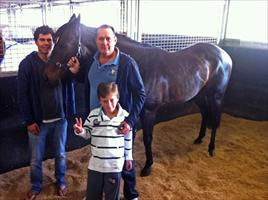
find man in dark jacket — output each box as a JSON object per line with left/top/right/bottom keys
{"left": 69, "top": 24, "right": 145, "bottom": 200}
{"left": 17, "top": 25, "right": 77, "bottom": 200}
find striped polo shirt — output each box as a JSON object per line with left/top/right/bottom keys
{"left": 75, "top": 104, "right": 132, "bottom": 173}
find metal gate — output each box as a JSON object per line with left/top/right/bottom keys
{"left": 0, "top": 0, "right": 223, "bottom": 74}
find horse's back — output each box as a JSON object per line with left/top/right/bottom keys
{"left": 183, "top": 43, "right": 231, "bottom": 64}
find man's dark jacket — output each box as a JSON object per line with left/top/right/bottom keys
{"left": 17, "top": 52, "right": 76, "bottom": 126}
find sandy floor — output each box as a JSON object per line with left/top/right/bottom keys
{"left": 0, "top": 113, "right": 267, "bottom": 200}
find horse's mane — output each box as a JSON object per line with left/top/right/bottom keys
{"left": 55, "top": 23, "right": 69, "bottom": 38}
{"left": 81, "top": 24, "right": 95, "bottom": 34}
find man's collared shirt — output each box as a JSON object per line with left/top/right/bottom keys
{"left": 88, "top": 47, "right": 120, "bottom": 110}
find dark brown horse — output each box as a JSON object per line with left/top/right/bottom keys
{"left": 46, "top": 15, "right": 232, "bottom": 176}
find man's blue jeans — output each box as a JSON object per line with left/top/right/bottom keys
{"left": 122, "top": 160, "right": 138, "bottom": 199}
{"left": 28, "top": 118, "right": 67, "bottom": 193}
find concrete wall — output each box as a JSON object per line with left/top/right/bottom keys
{"left": 0, "top": 45, "right": 267, "bottom": 173}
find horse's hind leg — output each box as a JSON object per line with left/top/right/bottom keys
{"left": 140, "top": 109, "right": 156, "bottom": 177}
{"left": 207, "top": 93, "right": 223, "bottom": 156}
{"left": 194, "top": 92, "right": 222, "bottom": 156}
{"left": 194, "top": 96, "right": 209, "bottom": 144}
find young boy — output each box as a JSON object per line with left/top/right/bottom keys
{"left": 73, "top": 82, "right": 133, "bottom": 200}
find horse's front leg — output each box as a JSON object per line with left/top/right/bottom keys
{"left": 140, "top": 109, "right": 156, "bottom": 177}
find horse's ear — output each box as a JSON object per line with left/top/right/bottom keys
{"left": 69, "top": 14, "right": 76, "bottom": 22}
{"left": 76, "top": 14, "right": 81, "bottom": 24}
{"left": 73, "top": 14, "right": 80, "bottom": 26}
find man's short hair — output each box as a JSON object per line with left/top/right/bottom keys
{"left": 97, "top": 82, "right": 119, "bottom": 99}
{"left": 95, "top": 24, "right": 116, "bottom": 38}
{"left": 33, "top": 25, "right": 54, "bottom": 42}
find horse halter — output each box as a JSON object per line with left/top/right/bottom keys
{"left": 48, "top": 26, "right": 82, "bottom": 70}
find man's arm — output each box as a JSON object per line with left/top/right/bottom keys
{"left": 125, "top": 59, "right": 145, "bottom": 128}
{"left": 17, "top": 59, "right": 41, "bottom": 135}
{"left": 17, "top": 59, "right": 35, "bottom": 126}
{"left": 124, "top": 129, "right": 133, "bottom": 171}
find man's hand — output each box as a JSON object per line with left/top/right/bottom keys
{"left": 125, "top": 160, "right": 133, "bottom": 171}
{"left": 27, "top": 123, "right": 40, "bottom": 135}
{"left": 118, "top": 121, "right": 131, "bottom": 135}
{"left": 67, "top": 57, "right": 80, "bottom": 74}
{"left": 73, "top": 117, "right": 83, "bottom": 133}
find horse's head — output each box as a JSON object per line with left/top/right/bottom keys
{"left": 51, "top": 14, "right": 82, "bottom": 67}
{"left": 44, "top": 14, "right": 87, "bottom": 85}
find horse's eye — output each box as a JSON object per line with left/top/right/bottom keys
{"left": 55, "top": 37, "right": 59, "bottom": 44}
{"left": 59, "top": 43, "right": 67, "bottom": 48}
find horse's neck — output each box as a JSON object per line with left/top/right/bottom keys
{"left": 117, "top": 41, "right": 144, "bottom": 57}
{"left": 80, "top": 27, "right": 97, "bottom": 60}
{"left": 116, "top": 35, "right": 158, "bottom": 64}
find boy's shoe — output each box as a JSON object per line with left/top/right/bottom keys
{"left": 57, "top": 184, "right": 68, "bottom": 196}
{"left": 24, "top": 190, "right": 39, "bottom": 200}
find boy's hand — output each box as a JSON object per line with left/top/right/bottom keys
{"left": 125, "top": 160, "right": 132, "bottom": 171}
{"left": 73, "top": 117, "right": 83, "bottom": 133}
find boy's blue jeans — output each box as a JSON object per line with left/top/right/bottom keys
{"left": 28, "top": 118, "right": 67, "bottom": 193}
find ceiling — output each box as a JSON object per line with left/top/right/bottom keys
{"left": 0, "top": 0, "right": 98, "bottom": 9}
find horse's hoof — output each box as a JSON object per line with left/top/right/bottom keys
{"left": 208, "top": 150, "right": 214, "bottom": 157}
{"left": 194, "top": 138, "right": 202, "bottom": 144}
{"left": 140, "top": 165, "right": 152, "bottom": 177}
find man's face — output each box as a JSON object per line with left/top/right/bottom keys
{"left": 99, "top": 92, "right": 119, "bottom": 115}
{"left": 96, "top": 28, "right": 117, "bottom": 57}
{"left": 35, "top": 33, "right": 53, "bottom": 55}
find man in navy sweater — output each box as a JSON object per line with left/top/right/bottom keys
{"left": 17, "top": 25, "right": 78, "bottom": 200}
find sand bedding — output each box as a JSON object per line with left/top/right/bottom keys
{"left": 0, "top": 113, "right": 267, "bottom": 200}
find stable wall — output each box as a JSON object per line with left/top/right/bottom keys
{"left": 221, "top": 44, "right": 268, "bottom": 120}
{"left": 0, "top": 44, "right": 267, "bottom": 174}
